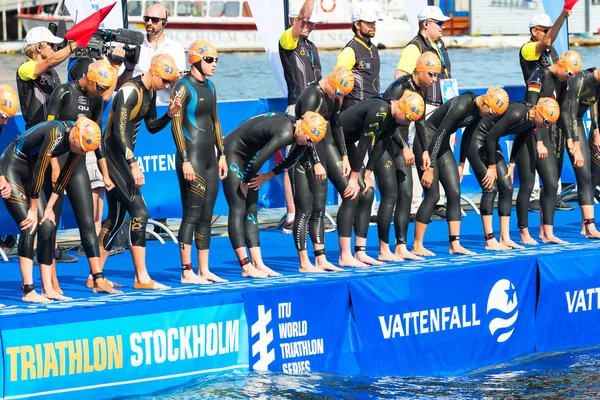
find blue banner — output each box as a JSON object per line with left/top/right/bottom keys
{"left": 537, "top": 250, "right": 600, "bottom": 353}
{"left": 348, "top": 258, "right": 537, "bottom": 376}
{"left": 243, "top": 280, "right": 358, "bottom": 375}
{"left": 1, "top": 303, "right": 248, "bottom": 399}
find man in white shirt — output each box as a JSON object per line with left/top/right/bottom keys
{"left": 117, "top": 3, "right": 186, "bottom": 105}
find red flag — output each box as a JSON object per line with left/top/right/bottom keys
{"left": 65, "top": 2, "right": 117, "bottom": 47}
{"left": 564, "top": 0, "right": 579, "bottom": 10}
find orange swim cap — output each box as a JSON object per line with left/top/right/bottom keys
{"left": 397, "top": 91, "right": 425, "bottom": 121}
{"left": 188, "top": 40, "right": 218, "bottom": 64}
{"left": 87, "top": 59, "right": 117, "bottom": 90}
{"left": 0, "top": 85, "right": 18, "bottom": 118}
{"left": 299, "top": 111, "right": 327, "bottom": 143}
{"left": 327, "top": 65, "right": 355, "bottom": 96}
{"left": 557, "top": 50, "right": 582, "bottom": 76}
{"left": 74, "top": 116, "right": 102, "bottom": 152}
{"left": 484, "top": 87, "right": 509, "bottom": 115}
{"left": 149, "top": 54, "right": 178, "bottom": 81}
{"left": 536, "top": 97, "right": 560, "bottom": 124}
{"left": 415, "top": 51, "right": 442, "bottom": 74}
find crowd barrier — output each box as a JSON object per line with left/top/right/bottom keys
{"left": 0, "top": 85, "right": 584, "bottom": 233}
{"left": 1, "top": 242, "right": 599, "bottom": 398}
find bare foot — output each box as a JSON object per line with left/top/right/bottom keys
{"left": 355, "top": 251, "right": 385, "bottom": 266}
{"left": 254, "top": 262, "right": 282, "bottom": 277}
{"left": 52, "top": 283, "right": 64, "bottom": 295}
{"left": 412, "top": 243, "right": 436, "bottom": 257}
{"left": 181, "top": 271, "right": 212, "bottom": 285}
{"left": 315, "top": 258, "right": 344, "bottom": 272}
{"left": 395, "top": 248, "right": 425, "bottom": 261}
{"left": 299, "top": 263, "right": 326, "bottom": 273}
{"left": 43, "top": 289, "right": 73, "bottom": 301}
{"left": 484, "top": 239, "right": 511, "bottom": 252}
{"left": 199, "top": 270, "right": 229, "bottom": 283}
{"left": 585, "top": 225, "right": 600, "bottom": 239}
{"left": 520, "top": 232, "right": 539, "bottom": 245}
{"left": 133, "top": 280, "right": 171, "bottom": 290}
{"left": 22, "top": 290, "right": 52, "bottom": 303}
{"left": 378, "top": 250, "right": 404, "bottom": 262}
{"left": 241, "top": 264, "right": 268, "bottom": 279}
{"left": 0, "top": 304, "right": 5, "bottom": 308}
{"left": 93, "top": 278, "right": 124, "bottom": 294}
{"left": 449, "top": 243, "right": 476, "bottom": 255}
{"left": 501, "top": 238, "right": 525, "bottom": 250}
{"left": 339, "top": 255, "right": 368, "bottom": 268}
{"left": 541, "top": 234, "right": 569, "bottom": 245}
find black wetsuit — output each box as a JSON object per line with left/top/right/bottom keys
{"left": 291, "top": 82, "right": 345, "bottom": 251}
{"left": 338, "top": 98, "right": 399, "bottom": 238}
{"left": 46, "top": 80, "right": 104, "bottom": 259}
{"left": 460, "top": 117, "right": 513, "bottom": 217}
{"left": 559, "top": 68, "right": 597, "bottom": 206}
{"left": 484, "top": 102, "right": 559, "bottom": 228}
{"left": 366, "top": 75, "right": 428, "bottom": 245}
{"left": 171, "top": 74, "right": 224, "bottom": 251}
{"left": 519, "top": 68, "right": 568, "bottom": 224}
{"left": 98, "top": 76, "right": 173, "bottom": 250}
{"left": 223, "top": 112, "right": 308, "bottom": 249}
{"left": 414, "top": 92, "right": 482, "bottom": 225}
{"left": 0, "top": 121, "right": 80, "bottom": 265}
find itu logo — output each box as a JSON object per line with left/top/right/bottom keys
{"left": 250, "top": 305, "right": 275, "bottom": 370}
{"left": 487, "top": 279, "right": 519, "bottom": 343}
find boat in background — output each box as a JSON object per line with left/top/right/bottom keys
{"left": 17, "top": 0, "right": 412, "bottom": 51}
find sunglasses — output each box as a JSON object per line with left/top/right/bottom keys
{"left": 334, "top": 88, "right": 344, "bottom": 98}
{"left": 95, "top": 83, "right": 109, "bottom": 94}
{"left": 430, "top": 20, "right": 445, "bottom": 27}
{"left": 543, "top": 118, "right": 552, "bottom": 126}
{"left": 484, "top": 102, "right": 497, "bottom": 115}
{"left": 535, "top": 27, "right": 549, "bottom": 33}
{"left": 202, "top": 56, "right": 218, "bottom": 64}
{"left": 161, "top": 77, "right": 172, "bottom": 86}
{"left": 0, "top": 111, "right": 8, "bottom": 119}
{"left": 306, "top": 136, "right": 314, "bottom": 143}
{"left": 566, "top": 70, "right": 576, "bottom": 78}
{"left": 143, "top": 16, "right": 166, "bottom": 24}
{"left": 427, "top": 71, "right": 437, "bottom": 78}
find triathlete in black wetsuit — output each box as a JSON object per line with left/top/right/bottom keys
{"left": 483, "top": 98, "right": 560, "bottom": 245}
{"left": 0, "top": 117, "right": 101, "bottom": 303}
{"left": 97, "top": 54, "right": 181, "bottom": 290}
{"left": 46, "top": 59, "right": 121, "bottom": 294}
{"left": 291, "top": 65, "right": 353, "bottom": 273}
{"left": 365, "top": 51, "right": 439, "bottom": 262}
{"left": 459, "top": 91, "right": 524, "bottom": 251}
{"left": 521, "top": 50, "right": 580, "bottom": 245}
{"left": 560, "top": 67, "right": 600, "bottom": 239}
{"left": 337, "top": 91, "right": 425, "bottom": 267}
{"left": 222, "top": 111, "right": 326, "bottom": 278}
{"left": 412, "top": 89, "right": 507, "bottom": 257}
{"left": 0, "top": 85, "right": 18, "bottom": 205}
{"left": 171, "top": 40, "right": 229, "bottom": 284}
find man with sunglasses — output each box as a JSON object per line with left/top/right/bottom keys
{"left": 394, "top": 6, "right": 452, "bottom": 223}
{"left": 98, "top": 54, "right": 181, "bottom": 290}
{"left": 519, "top": 50, "right": 581, "bottom": 245}
{"left": 364, "top": 51, "right": 439, "bottom": 262}
{"left": 117, "top": 3, "right": 185, "bottom": 105}
{"left": 43, "top": 60, "right": 122, "bottom": 295}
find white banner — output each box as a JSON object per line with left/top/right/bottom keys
{"left": 65, "top": 0, "right": 124, "bottom": 29}
{"left": 405, "top": 0, "right": 427, "bottom": 37}
{"left": 248, "top": 0, "right": 287, "bottom": 96}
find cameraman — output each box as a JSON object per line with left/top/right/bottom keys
{"left": 17, "top": 27, "right": 79, "bottom": 129}
{"left": 116, "top": 3, "right": 185, "bottom": 105}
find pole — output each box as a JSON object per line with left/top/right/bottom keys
{"left": 283, "top": 0, "right": 289, "bottom": 29}
{"left": 2, "top": 0, "right": 6, "bottom": 42}
{"left": 585, "top": 0, "right": 590, "bottom": 36}
{"left": 17, "top": 0, "right": 22, "bottom": 40}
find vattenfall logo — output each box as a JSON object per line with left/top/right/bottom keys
{"left": 487, "top": 279, "right": 518, "bottom": 343}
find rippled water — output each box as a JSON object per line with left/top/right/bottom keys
{"left": 122, "top": 347, "right": 600, "bottom": 399}
{"left": 3, "top": 46, "right": 600, "bottom": 101}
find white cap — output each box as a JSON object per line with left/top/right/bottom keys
{"left": 288, "top": 7, "right": 299, "bottom": 19}
{"left": 24, "top": 27, "right": 63, "bottom": 46}
{"left": 352, "top": 7, "right": 382, "bottom": 23}
{"left": 418, "top": 6, "right": 451, "bottom": 22}
{"left": 529, "top": 14, "right": 553, "bottom": 28}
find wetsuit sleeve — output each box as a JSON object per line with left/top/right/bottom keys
{"left": 591, "top": 99, "right": 599, "bottom": 132}
{"left": 525, "top": 73, "right": 547, "bottom": 143}
{"left": 30, "top": 124, "right": 63, "bottom": 198}
{"left": 331, "top": 100, "right": 347, "bottom": 157}
{"left": 459, "top": 120, "right": 479, "bottom": 164}
{"left": 509, "top": 131, "right": 529, "bottom": 164}
{"left": 212, "top": 86, "right": 225, "bottom": 158}
{"left": 485, "top": 109, "right": 520, "bottom": 166}
{"left": 112, "top": 86, "right": 139, "bottom": 165}
{"left": 294, "top": 92, "right": 322, "bottom": 165}
{"left": 366, "top": 125, "right": 408, "bottom": 170}
{"left": 561, "top": 79, "right": 580, "bottom": 142}
{"left": 46, "top": 84, "right": 69, "bottom": 121}
{"left": 308, "top": 144, "right": 321, "bottom": 165}
{"left": 241, "top": 129, "right": 300, "bottom": 182}
{"left": 272, "top": 144, "right": 307, "bottom": 176}
{"left": 351, "top": 106, "right": 388, "bottom": 173}
{"left": 171, "top": 81, "right": 190, "bottom": 162}
{"left": 53, "top": 152, "right": 81, "bottom": 195}
{"left": 144, "top": 91, "right": 172, "bottom": 134}
{"left": 91, "top": 98, "right": 103, "bottom": 127}
{"left": 428, "top": 98, "right": 466, "bottom": 167}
